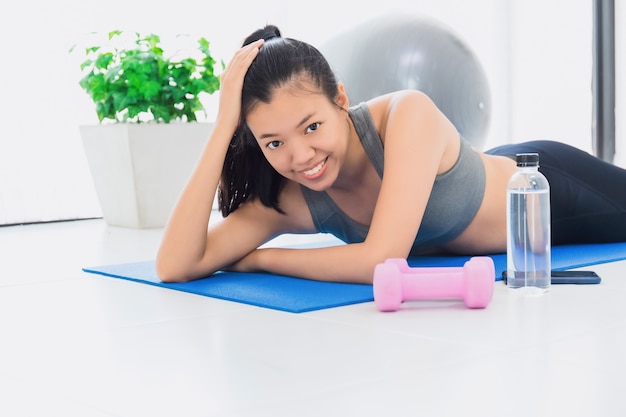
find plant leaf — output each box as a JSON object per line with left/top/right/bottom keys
{"left": 75, "top": 31, "right": 220, "bottom": 123}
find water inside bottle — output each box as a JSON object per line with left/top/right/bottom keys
{"left": 506, "top": 188, "right": 551, "bottom": 292}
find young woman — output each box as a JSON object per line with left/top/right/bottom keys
{"left": 156, "top": 25, "right": 626, "bottom": 284}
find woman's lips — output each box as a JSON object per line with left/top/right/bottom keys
{"left": 301, "top": 157, "right": 328, "bottom": 180}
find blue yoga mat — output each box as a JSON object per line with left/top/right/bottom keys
{"left": 84, "top": 261, "right": 373, "bottom": 313}
{"left": 83, "top": 242, "right": 626, "bottom": 313}
{"left": 407, "top": 242, "right": 626, "bottom": 276}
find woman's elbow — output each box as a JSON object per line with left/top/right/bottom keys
{"left": 155, "top": 256, "right": 194, "bottom": 283}
{"left": 155, "top": 252, "right": 221, "bottom": 283}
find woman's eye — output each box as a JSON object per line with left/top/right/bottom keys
{"left": 267, "top": 140, "right": 282, "bottom": 150}
{"left": 306, "top": 122, "right": 319, "bottom": 134}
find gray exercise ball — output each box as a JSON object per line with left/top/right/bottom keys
{"left": 320, "top": 15, "right": 491, "bottom": 148}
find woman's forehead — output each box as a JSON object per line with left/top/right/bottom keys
{"left": 246, "top": 90, "right": 330, "bottom": 135}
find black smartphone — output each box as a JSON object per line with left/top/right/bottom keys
{"left": 501, "top": 270, "right": 601, "bottom": 285}
{"left": 550, "top": 270, "right": 601, "bottom": 284}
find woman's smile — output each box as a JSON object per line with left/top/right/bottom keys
{"left": 300, "top": 157, "right": 328, "bottom": 180}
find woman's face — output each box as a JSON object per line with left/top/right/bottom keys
{"left": 245, "top": 82, "right": 351, "bottom": 192}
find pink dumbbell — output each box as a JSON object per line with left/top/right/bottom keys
{"left": 373, "top": 257, "right": 495, "bottom": 311}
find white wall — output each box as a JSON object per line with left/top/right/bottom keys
{"left": 0, "top": 0, "right": 595, "bottom": 224}
{"left": 509, "top": 0, "right": 593, "bottom": 153}
{"left": 0, "top": 0, "right": 290, "bottom": 224}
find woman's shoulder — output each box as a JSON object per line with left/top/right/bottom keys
{"left": 363, "top": 90, "right": 440, "bottom": 142}
{"left": 366, "top": 89, "right": 435, "bottom": 115}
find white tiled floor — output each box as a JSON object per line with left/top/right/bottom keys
{"left": 1, "top": 218, "right": 626, "bottom": 417}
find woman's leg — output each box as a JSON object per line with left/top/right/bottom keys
{"left": 487, "top": 140, "right": 626, "bottom": 245}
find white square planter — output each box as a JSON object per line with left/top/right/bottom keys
{"left": 80, "top": 122, "right": 213, "bottom": 228}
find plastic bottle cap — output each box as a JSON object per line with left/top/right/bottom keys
{"left": 516, "top": 153, "right": 539, "bottom": 167}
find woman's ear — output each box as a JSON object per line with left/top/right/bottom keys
{"left": 334, "top": 83, "right": 350, "bottom": 109}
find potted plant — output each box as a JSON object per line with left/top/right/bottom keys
{"left": 74, "top": 30, "right": 220, "bottom": 228}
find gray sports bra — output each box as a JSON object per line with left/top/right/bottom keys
{"left": 300, "top": 102, "right": 486, "bottom": 254}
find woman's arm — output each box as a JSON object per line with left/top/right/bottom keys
{"left": 156, "top": 40, "right": 270, "bottom": 282}
{"left": 230, "top": 91, "right": 460, "bottom": 284}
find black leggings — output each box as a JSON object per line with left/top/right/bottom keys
{"left": 486, "top": 140, "right": 626, "bottom": 245}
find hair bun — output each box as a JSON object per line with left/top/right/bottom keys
{"left": 262, "top": 25, "right": 281, "bottom": 40}
{"left": 243, "top": 25, "right": 282, "bottom": 46}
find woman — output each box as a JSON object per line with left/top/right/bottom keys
{"left": 156, "top": 25, "right": 626, "bottom": 284}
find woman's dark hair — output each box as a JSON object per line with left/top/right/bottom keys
{"left": 218, "top": 25, "right": 340, "bottom": 216}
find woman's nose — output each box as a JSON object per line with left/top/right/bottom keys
{"left": 291, "top": 139, "right": 315, "bottom": 165}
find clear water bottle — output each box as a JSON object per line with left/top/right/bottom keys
{"left": 506, "top": 153, "right": 551, "bottom": 293}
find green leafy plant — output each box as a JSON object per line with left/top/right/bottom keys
{"left": 74, "top": 30, "right": 221, "bottom": 123}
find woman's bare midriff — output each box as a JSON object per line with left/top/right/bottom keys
{"left": 442, "top": 153, "right": 517, "bottom": 255}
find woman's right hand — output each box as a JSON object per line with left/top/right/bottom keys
{"left": 216, "top": 39, "right": 265, "bottom": 132}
